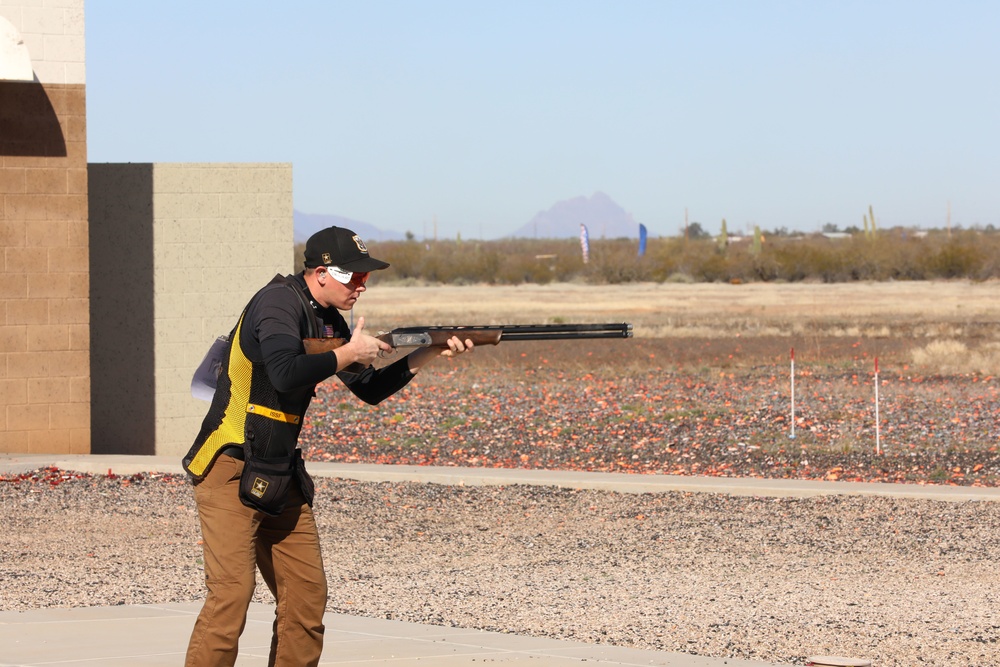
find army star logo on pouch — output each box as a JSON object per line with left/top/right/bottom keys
{"left": 251, "top": 477, "right": 269, "bottom": 498}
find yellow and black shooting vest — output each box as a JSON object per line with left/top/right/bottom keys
{"left": 183, "top": 276, "right": 318, "bottom": 479}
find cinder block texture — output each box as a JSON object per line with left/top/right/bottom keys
{"left": 0, "top": 1, "right": 86, "bottom": 85}
{"left": 1, "top": 80, "right": 89, "bottom": 454}
{"left": 89, "top": 163, "right": 293, "bottom": 457}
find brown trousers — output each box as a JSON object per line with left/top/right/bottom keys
{"left": 185, "top": 454, "right": 327, "bottom": 667}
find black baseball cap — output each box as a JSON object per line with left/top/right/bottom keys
{"left": 303, "top": 226, "right": 390, "bottom": 271}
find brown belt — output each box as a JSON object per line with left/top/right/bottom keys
{"left": 219, "top": 445, "right": 245, "bottom": 460}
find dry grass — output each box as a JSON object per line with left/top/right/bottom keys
{"left": 911, "top": 340, "right": 1000, "bottom": 375}
{"left": 361, "top": 279, "right": 997, "bottom": 327}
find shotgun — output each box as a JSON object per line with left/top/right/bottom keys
{"left": 303, "top": 322, "right": 633, "bottom": 356}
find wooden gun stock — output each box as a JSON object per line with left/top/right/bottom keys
{"left": 302, "top": 337, "right": 349, "bottom": 355}
{"left": 301, "top": 330, "right": 502, "bottom": 356}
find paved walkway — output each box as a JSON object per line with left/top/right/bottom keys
{"left": 0, "top": 602, "right": 789, "bottom": 667}
{"left": 5, "top": 453, "right": 993, "bottom": 666}
{"left": 6, "top": 454, "right": 1000, "bottom": 502}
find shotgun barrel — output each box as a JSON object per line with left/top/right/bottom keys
{"left": 387, "top": 322, "right": 633, "bottom": 342}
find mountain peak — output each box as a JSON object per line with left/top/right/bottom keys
{"left": 293, "top": 210, "right": 405, "bottom": 244}
{"left": 510, "top": 192, "right": 638, "bottom": 239}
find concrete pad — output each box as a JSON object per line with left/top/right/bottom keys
{"left": 0, "top": 602, "right": 791, "bottom": 667}
{"left": 3, "top": 454, "right": 999, "bottom": 502}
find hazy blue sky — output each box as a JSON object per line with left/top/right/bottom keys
{"left": 85, "top": 1, "right": 998, "bottom": 239}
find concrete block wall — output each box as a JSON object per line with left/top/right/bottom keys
{"left": 0, "top": 0, "right": 86, "bottom": 84}
{"left": 1, "top": 0, "right": 89, "bottom": 454}
{"left": 89, "top": 163, "right": 293, "bottom": 457}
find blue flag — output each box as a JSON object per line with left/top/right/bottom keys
{"left": 638, "top": 223, "right": 647, "bottom": 257}
{"left": 580, "top": 224, "right": 590, "bottom": 264}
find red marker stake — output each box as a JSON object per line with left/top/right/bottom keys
{"left": 874, "top": 356, "right": 881, "bottom": 455}
{"left": 790, "top": 347, "right": 796, "bottom": 440}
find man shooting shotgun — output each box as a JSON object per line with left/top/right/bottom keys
{"left": 303, "top": 322, "right": 633, "bottom": 355}
{"left": 182, "top": 225, "right": 632, "bottom": 667}
{"left": 182, "top": 226, "right": 476, "bottom": 667}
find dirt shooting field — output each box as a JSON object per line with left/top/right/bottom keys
{"left": 4, "top": 280, "right": 1000, "bottom": 667}
{"left": 299, "top": 280, "right": 1000, "bottom": 486}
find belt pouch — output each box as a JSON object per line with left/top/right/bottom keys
{"left": 238, "top": 444, "right": 296, "bottom": 516}
{"left": 295, "top": 452, "right": 315, "bottom": 507}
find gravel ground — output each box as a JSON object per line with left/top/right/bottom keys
{"left": 2, "top": 468, "right": 999, "bottom": 667}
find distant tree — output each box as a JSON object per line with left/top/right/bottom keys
{"left": 686, "top": 221, "right": 711, "bottom": 240}
{"left": 405, "top": 230, "right": 415, "bottom": 241}
{"left": 822, "top": 222, "right": 840, "bottom": 233}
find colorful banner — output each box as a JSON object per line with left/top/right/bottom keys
{"left": 638, "top": 223, "right": 647, "bottom": 257}
{"left": 580, "top": 224, "right": 590, "bottom": 264}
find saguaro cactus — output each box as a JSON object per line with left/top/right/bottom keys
{"left": 717, "top": 218, "right": 729, "bottom": 252}
{"left": 864, "top": 205, "right": 877, "bottom": 238}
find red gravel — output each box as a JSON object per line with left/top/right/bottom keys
{"left": 298, "top": 337, "right": 1000, "bottom": 487}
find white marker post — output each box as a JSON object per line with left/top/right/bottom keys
{"left": 874, "top": 356, "right": 881, "bottom": 456}
{"left": 790, "top": 347, "right": 796, "bottom": 439}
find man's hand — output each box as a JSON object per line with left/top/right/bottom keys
{"left": 338, "top": 316, "right": 393, "bottom": 369}
{"left": 406, "top": 335, "right": 474, "bottom": 373}
{"left": 437, "top": 335, "right": 475, "bottom": 358}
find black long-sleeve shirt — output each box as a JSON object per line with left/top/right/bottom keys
{"left": 244, "top": 272, "right": 415, "bottom": 406}
{"left": 185, "top": 272, "right": 417, "bottom": 471}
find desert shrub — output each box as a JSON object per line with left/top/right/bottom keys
{"left": 918, "top": 232, "right": 988, "bottom": 279}
{"left": 296, "top": 229, "right": 1000, "bottom": 285}
{"left": 911, "top": 339, "right": 1000, "bottom": 375}
{"left": 293, "top": 242, "right": 306, "bottom": 273}
{"left": 766, "top": 242, "right": 818, "bottom": 282}
{"left": 585, "top": 238, "right": 657, "bottom": 283}
{"left": 641, "top": 238, "right": 684, "bottom": 281}
{"left": 875, "top": 235, "right": 926, "bottom": 280}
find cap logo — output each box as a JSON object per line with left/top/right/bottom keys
{"left": 321, "top": 252, "right": 332, "bottom": 265}
{"left": 352, "top": 235, "right": 369, "bottom": 255}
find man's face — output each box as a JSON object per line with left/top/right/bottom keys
{"left": 319, "top": 267, "right": 369, "bottom": 310}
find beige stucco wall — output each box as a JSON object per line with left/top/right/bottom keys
{"left": 89, "top": 163, "right": 293, "bottom": 457}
